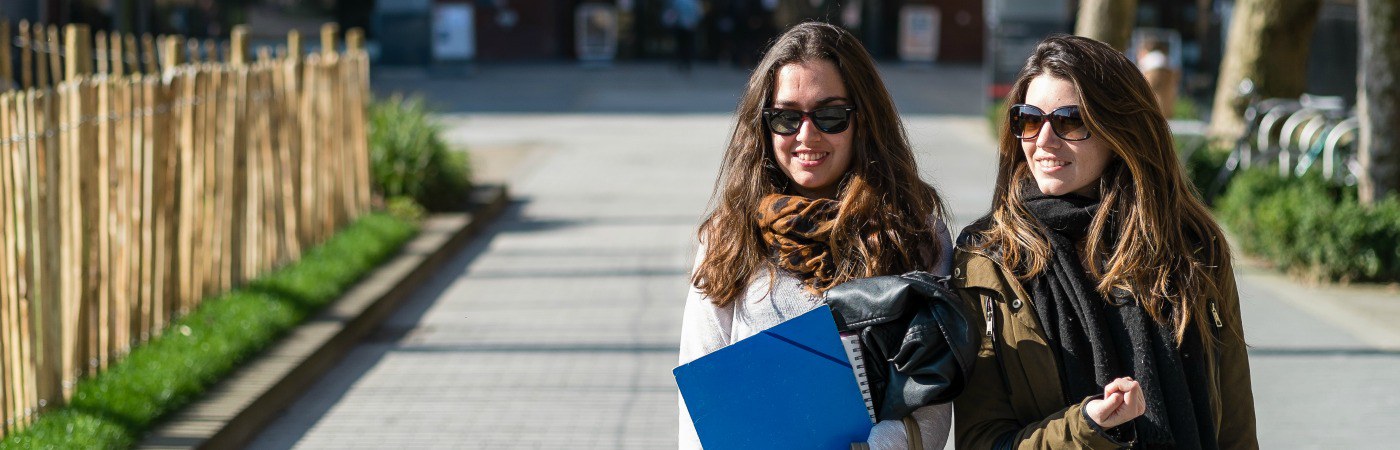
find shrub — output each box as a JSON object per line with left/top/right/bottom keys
{"left": 1215, "top": 169, "right": 1400, "bottom": 282}
{"left": 1184, "top": 144, "right": 1229, "bottom": 198}
{"left": 369, "top": 96, "right": 473, "bottom": 211}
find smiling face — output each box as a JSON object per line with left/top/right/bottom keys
{"left": 770, "top": 60, "right": 855, "bottom": 199}
{"left": 1020, "top": 75, "right": 1113, "bottom": 197}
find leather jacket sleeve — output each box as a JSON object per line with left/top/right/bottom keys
{"left": 823, "top": 271, "right": 980, "bottom": 420}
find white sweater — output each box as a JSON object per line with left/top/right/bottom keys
{"left": 677, "top": 222, "right": 954, "bottom": 450}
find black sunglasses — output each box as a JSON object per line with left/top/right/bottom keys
{"left": 1009, "top": 104, "right": 1091, "bottom": 141}
{"left": 762, "top": 105, "right": 858, "bottom": 136}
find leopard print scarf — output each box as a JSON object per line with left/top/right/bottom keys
{"left": 755, "top": 194, "right": 840, "bottom": 294}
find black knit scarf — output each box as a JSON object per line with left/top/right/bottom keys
{"left": 1020, "top": 184, "right": 1217, "bottom": 449}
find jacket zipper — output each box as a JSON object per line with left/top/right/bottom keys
{"left": 983, "top": 294, "right": 1014, "bottom": 394}
{"left": 1210, "top": 301, "right": 1224, "bottom": 329}
{"left": 983, "top": 295, "right": 996, "bottom": 340}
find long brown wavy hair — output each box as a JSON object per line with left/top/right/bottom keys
{"left": 968, "top": 35, "right": 1234, "bottom": 348}
{"left": 692, "top": 22, "right": 947, "bottom": 307}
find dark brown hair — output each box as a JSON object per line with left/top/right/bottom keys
{"left": 969, "top": 34, "right": 1234, "bottom": 347}
{"left": 692, "top": 22, "right": 947, "bottom": 307}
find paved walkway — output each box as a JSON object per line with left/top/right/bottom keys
{"left": 248, "top": 63, "right": 1400, "bottom": 449}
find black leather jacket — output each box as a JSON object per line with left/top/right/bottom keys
{"left": 823, "top": 271, "right": 980, "bottom": 420}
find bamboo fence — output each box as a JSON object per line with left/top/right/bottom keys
{"left": 0, "top": 20, "right": 372, "bottom": 436}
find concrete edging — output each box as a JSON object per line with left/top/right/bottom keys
{"left": 140, "top": 185, "right": 510, "bottom": 450}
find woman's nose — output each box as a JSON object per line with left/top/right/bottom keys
{"left": 795, "top": 116, "right": 821, "bottom": 141}
{"left": 1035, "top": 120, "right": 1060, "bottom": 148}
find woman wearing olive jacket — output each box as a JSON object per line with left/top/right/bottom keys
{"left": 951, "top": 35, "right": 1259, "bottom": 449}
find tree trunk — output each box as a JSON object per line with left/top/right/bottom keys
{"left": 1359, "top": 0, "right": 1400, "bottom": 205}
{"left": 1207, "top": 0, "right": 1322, "bottom": 142}
{"left": 1074, "top": 0, "right": 1138, "bottom": 51}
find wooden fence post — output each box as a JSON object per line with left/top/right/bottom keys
{"left": 46, "top": 25, "right": 61, "bottom": 85}
{"left": 122, "top": 34, "right": 137, "bottom": 76}
{"left": 31, "top": 24, "right": 46, "bottom": 89}
{"left": 94, "top": 30, "right": 107, "bottom": 76}
{"left": 230, "top": 26, "right": 247, "bottom": 66}
{"left": 161, "top": 36, "right": 181, "bottom": 76}
{"left": 1, "top": 19, "right": 12, "bottom": 90}
{"left": 229, "top": 25, "right": 249, "bottom": 286}
{"left": 320, "top": 23, "right": 338, "bottom": 58}
{"left": 345, "top": 27, "right": 369, "bottom": 217}
{"left": 149, "top": 73, "right": 173, "bottom": 337}
{"left": 346, "top": 28, "right": 363, "bottom": 54}
{"left": 18, "top": 21, "right": 31, "bottom": 89}
{"left": 141, "top": 34, "right": 157, "bottom": 76}
{"left": 0, "top": 90, "right": 16, "bottom": 434}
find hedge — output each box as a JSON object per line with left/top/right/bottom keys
{"left": 0, "top": 211, "right": 420, "bottom": 449}
{"left": 1214, "top": 169, "right": 1400, "bottom": 282}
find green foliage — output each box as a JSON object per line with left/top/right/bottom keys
{"left": 1181, "top": 142, "right": 1231, "bottom": 202}
{"left": 0, "top": 213, "right": 419, "bottom": 449}
{"left": 1216, "top": 169, "right": 1400, "bottom": 282}
{"left": 1173, "top": 96, "right": 1201, "bottom": 120}
{"left": 386, "top": 196, "right": 427, "bottom": 223}
{"left": 369, "top": 96, "right": 473, "bottom": 211}
{"left": 986, "top": 99, "right": 1007, "bottom": 139}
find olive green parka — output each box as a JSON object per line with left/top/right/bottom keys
{"left": 949, "top": 246, "right": 1260, "bottom": 449}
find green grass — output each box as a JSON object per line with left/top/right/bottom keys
{"left": 0, "top": 212, "right": 420, "bottom": 449}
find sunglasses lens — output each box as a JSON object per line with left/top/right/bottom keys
{"left": 767, "top": 109, "right": 801, "bottom": 135}
{"left": 811, "top": 107, "right": 851, "bottom": 133}
{"left": 1051, "top": 107, "right": 1088, "bottom": 140}
{"left": 1010, "top": 106, "right": 1044, "bottom": 139}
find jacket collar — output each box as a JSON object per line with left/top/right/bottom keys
{"left": 951, "top": 248, "right": 1007, "bottom": 292}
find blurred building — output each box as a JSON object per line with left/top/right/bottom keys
{"left": 0, "top": 0, "right": 247, "bottom": 38}
{"left": 366, "top": 0, "right": 985, "bottom": 64}
{"left": 982, "top": 0, "right": 1357, "bottom": 103}
{"left": 3, "top": 0, "right": 1357, "bottom": 104}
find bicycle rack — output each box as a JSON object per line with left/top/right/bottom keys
{"left": 1277, "top": 108, "right": 1327, "bottom": 175}
{"left": 1321, "top": 117, "right": 1360, "bottom": 182}
{"left": 1232, "top": 98, "right": 1295, "bottom": 169}
{"left": 1253, "top": 102, "right": 1303, "bottom": 170}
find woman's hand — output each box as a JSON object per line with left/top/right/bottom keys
{"left": 1085, "top": 377, "right": 1146, "bottom": 429}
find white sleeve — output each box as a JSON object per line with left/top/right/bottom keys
{"left": 678, "top": 243, "right": 733, "bottom": 450}
{"left": 865, "top": 403, "right": 952, "bottom": 450}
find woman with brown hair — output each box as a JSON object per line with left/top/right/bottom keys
{"left": 678, "top": 21, "right": 954, "bottom": 449}
{"left": 951, "top": 34, "right": 1258, "bottom": 449}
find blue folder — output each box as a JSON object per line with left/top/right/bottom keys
{"left": 674, "top": 305, "right": 873, "bottom": 449}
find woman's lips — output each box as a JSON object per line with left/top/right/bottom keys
{"left": 795, "top": 151, "right": 828, "bottom": 167}
{"left": 1036, "top": 158, "right": 1069, "bottom": 173}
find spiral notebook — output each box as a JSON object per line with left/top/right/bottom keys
{"left": 674, "top": 305, "right": 875, "bottom": 450}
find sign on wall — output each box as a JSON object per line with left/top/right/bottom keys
{"left": 899, "top": 6, "right": 941, "bottom": 63}
{"left": 576, "top": 3, "right": 618, "bottom": 63}
{"left": 433, "top": 4, "right": 475, "bottom": 61}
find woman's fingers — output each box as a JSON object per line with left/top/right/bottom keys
{"left": 1103, "top": 392, "right": 1122, "bottom": 409}
{"left": 1087, "top": 377, "right": 1147, "bottom": 429}
{"left": 1111, "top": 377, "right": 1146, "bottom": 417}
{"left": 1104, "top": 377, "right": 1136, "bottom": 395}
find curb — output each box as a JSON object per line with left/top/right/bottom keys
{"left": 139, "top": 185, "right": 510, "bottom": 450}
